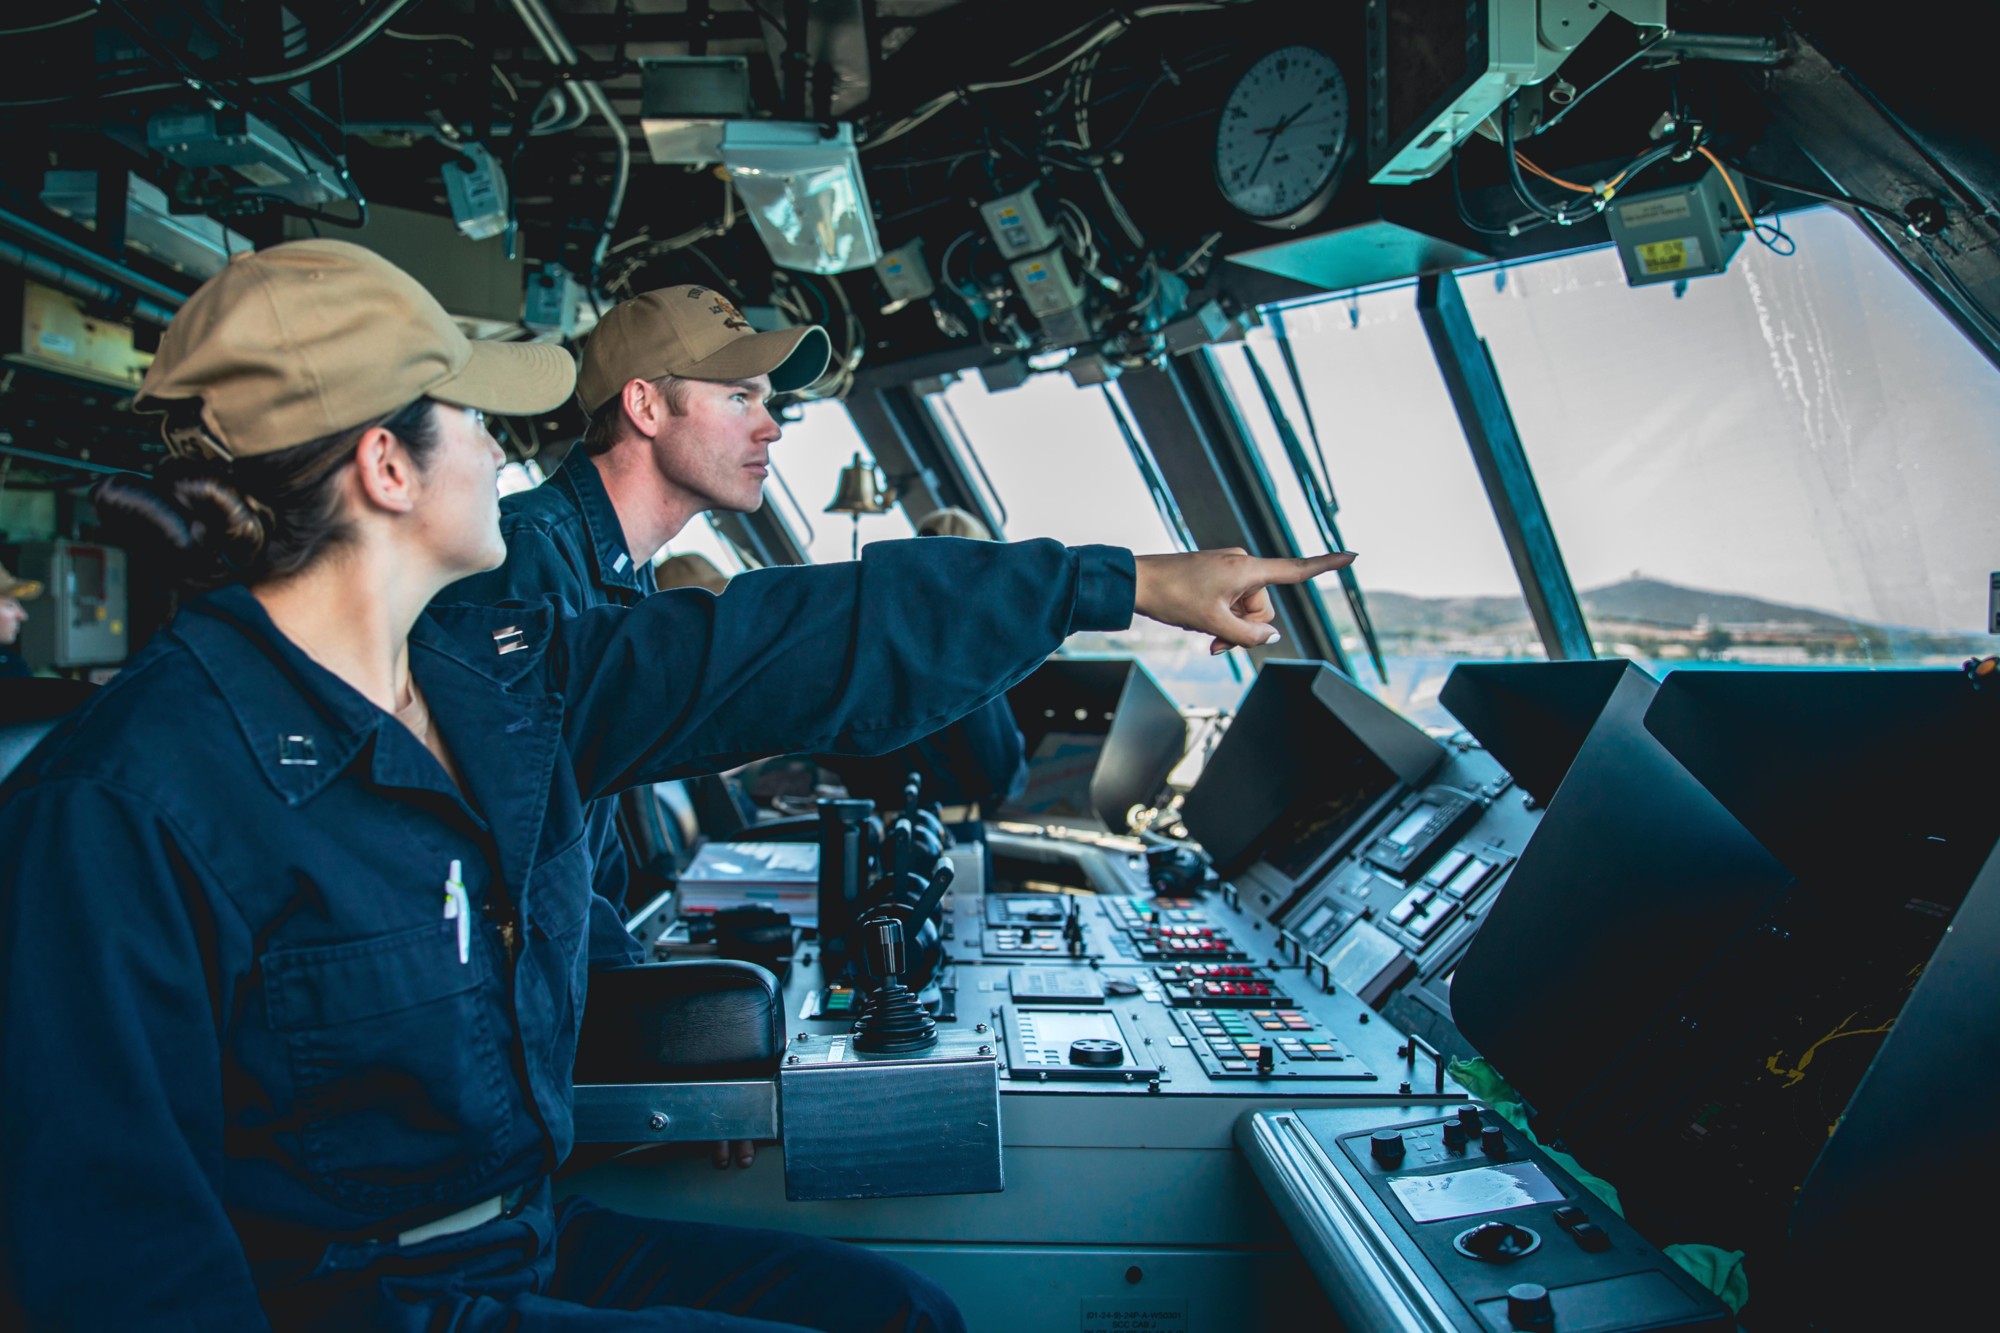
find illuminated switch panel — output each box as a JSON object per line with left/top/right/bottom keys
{"left": 1155, "top": 963, "right": 1296, "bottom": 1008}
{"left": 982, "top": 923, "right": 1071, "bottom": 958}
{"left": 1102, "top": 897, "right": 1207, "bottom": 931}
{"left": 1171, "top": 1007, "right": 1373, "bottom": 1081}
{"left": 1127, "top": 925, "right": 1249, "bottom": 962}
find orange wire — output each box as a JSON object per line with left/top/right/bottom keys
{"left": 1697, "top": 144, "right": 1760, "bottom": 231}
{"left": 1513, "top": 151, "right": 1594, "bottom": 194}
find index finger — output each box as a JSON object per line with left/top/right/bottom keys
{"left": 1248, "top": 551, "right": 1356, "bottom": 586}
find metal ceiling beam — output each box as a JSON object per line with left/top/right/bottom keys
{"left": 842, "top": 366, "right": 1005, "bottom": 539}
{"left": 1416, "top": 272, "right": 1592, "bottom": 662}
{"left": 1117, "top": 356, "right": 1344, "bottom": 671}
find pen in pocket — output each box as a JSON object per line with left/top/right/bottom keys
{"left": 443, "top": 859, "right": 470, "bottom": 964}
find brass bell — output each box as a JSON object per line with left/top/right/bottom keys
{"left": 823, "top": 453, "right": 896, "bottom": 515}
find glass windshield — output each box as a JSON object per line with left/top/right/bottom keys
{"left": 1463, "top": 207, "right": 2000, "bottom": 668}
{"left": 769, "top": 400, "right": 914, "bottom": 562}
{"left": 1209, "top": 291, "right": 1539, "bottom": 729}
{"left": 658, "top": 513, "right": 750, "bottom": 580}
{"left": 926, "top": 370, "right": 1247, "bottom": 710}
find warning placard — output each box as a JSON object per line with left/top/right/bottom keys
{"left": 1080, "top": 1298, "right": 1189, "bottom": 1333}
{"left": 1636, "top": 236, "right": 1704, "bottom": 275}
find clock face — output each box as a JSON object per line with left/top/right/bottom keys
{"left": 1214, "top": 45, "right": 1351, "bottom": 228}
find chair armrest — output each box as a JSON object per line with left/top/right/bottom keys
{"left": 574, "top": 960, "right": 784, "bottom": 1084}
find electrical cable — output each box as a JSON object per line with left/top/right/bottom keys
{"left": 865, "top": 3, "right": 1234, "bottom": 153}
{"left": 1532, "top": 29, "right": 1669, "bottom": 138}
{"left": 1514, "top": 153, "right": 1593, "bottom": 194}
{"left": 1695, "top": 144, "right": 1793, "bottom": 254}
{"left": 0, "top": 0, "right": 416, "bottom": 106}
{"left": 1722, "top": 158, "right": 1913, "bottom": 229}
{"left": 1450, "top": 149, "right": 1549, "bottom": 237}
{"left": 1915, "top": 234, "right": 2000, "bottom": 342}
{"left": 0, "top": 8, "right": 97, "bottom": 36}
{"left": 383, "top": 29, "right": 519, "bottom": 103}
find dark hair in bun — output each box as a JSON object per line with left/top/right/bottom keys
{"left": 94, "top": 398, "right": 443, "bottom": 592}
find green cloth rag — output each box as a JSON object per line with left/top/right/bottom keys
{"left": 1662, "top": 1245, "right": 1750, "bottom": 1315}
{"left": 1446, "top": 1057, "right": 1747, "bottom": 1312}
{"left": 1446, "top": 1057, "right": 1621, "bottom": 1214}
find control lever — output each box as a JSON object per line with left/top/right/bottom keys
{"left": 851, "top": 915, "right": 940, "bottom": 1053}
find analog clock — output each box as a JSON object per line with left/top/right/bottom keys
{"left": 1214, "top": 45, "right": 1352, "bottom": 229}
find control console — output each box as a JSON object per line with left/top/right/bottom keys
{"left": 1238, "top": 1105, "right": 1732, "bottom": 1332}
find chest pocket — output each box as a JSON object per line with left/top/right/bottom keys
{"left": 263, "top": 922, "right": 513, "bottom": 1217}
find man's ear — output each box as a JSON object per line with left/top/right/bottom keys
{"left": 351, "top": 425, "right": 420, "bottom": 515}
{"left": 621, "top": 377, "right": 663, "bottom": 441}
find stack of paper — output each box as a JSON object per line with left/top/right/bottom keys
{"left": 676, "top": 841, "right": 820, "bottom": 925}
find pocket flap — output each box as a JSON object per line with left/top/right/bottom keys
{"left": 264, "top": 923, "right": 489, "bottom": 1031}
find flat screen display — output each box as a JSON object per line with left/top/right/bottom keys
{"left": 1181, "top": 663, "right": 1436, "bottom": 880}
{"left": 1389, "top": 1160, "right": 1563, "bottom": 1224}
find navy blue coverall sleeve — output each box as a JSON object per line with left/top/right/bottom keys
{"left": 445, "top": 521, "right": 644, "bottom": 965}
{"left": 551, "top": 538, "right": 1135, "bottom": 801}
{"left": 0, "top": 779, "right": 272, "bottom": 1332}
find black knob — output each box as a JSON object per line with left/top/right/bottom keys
{"left": 1454, "top": 1221, "right": 1540, "bottom": 1263}
{"left": 1506, "top": 1282, "right": 1554, "bottom": 1330}
{"left": 1369, "top": 1129, "right": 1406, "bottom": 1166}
{"left": 1457, "top": 1106, "right": 1483, "bottom": 1133}
{"left": 1256, "top": 1043, "right": 1275, "bottom": 1075}
{"left": 1069, "top": 1038, "right": 1124, "bottom": 1067}
{"left": 1480, "top": 1125, "right": 1508, "bottom": 1156}
{"left": 1441, "top": 1119, "right": 1468, "bottom": 1150}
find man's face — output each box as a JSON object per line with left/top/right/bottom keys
{"left": 0, "top": 596, "right": 26, "bottom": 647}
{"left": 649, "top": 375, "right": 782, "bottom": 517}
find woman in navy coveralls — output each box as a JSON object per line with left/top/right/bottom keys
{"left": 0, "top": 240, "right": 1349, "bottom": 1331}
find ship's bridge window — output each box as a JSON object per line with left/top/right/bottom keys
{"left": 1462, "top": 207, "right": 2000, "bottom": 669}
{"left": 769, "top": 400, "right": 914, "bottom": 562}
{"left": 925, "top": 370, "right": 1247, "bottom": 711}
{"left": 658, "top": 513, "right": 750, "bottom": 578}
{"left": 1209, "top": 289, "right": 1536, "bottom": 730}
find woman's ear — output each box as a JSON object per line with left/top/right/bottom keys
{"left": 350, "top": 424, "right": 420, "bottom": 515}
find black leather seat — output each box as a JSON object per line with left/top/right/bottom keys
{"left": 574, "top": 958, "right": 785, "bottom": 1084}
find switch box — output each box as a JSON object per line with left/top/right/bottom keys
{"left": 443, "top": 145, "right": 509, "bottom": 242}
{"left": 1604, "top": 166, "right": 1747, "bottom": 287}
{"left": 874, "top": 239, "right": 935, "bottom": 307}
{"left": 980, "top": 188, "right": 1057, "bottom": 260}
{"left": 1007, "top": 249, "right": 1087, "bottom": 320}
{"left": 15, "top": 540, "right": 128, "bottom": 667}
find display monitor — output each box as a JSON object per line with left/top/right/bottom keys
{"left": 1439, "top": 659, "right": 1646, "bottom": 807}
{"left": 1182, "top": 662, "right": 1443, "bottom": 881}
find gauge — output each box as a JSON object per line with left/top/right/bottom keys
{"left": 1214, "top": 45, "right": 1351, "bottom": 229}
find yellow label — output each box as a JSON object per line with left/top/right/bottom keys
{"left": 1637, "top": 238, "right": 1691, "bottom": 275}
{"left": 111, "top": 620, "right": 124, "bottom": 636}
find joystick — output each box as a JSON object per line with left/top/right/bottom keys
{"left": 849, "top": 862, "right": 956, "bottom": 1055}
{"left": 850, "top": 915, "right": 939, "bottom": 1053}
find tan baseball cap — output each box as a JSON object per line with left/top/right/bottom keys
{"left": 0, "top": 562, "right": 42, "bottom": 601}
{"left": 136, "top": 239, "right": 576, "bottom": 459}
{"left": 575, "top": 284, "right": 831, "bottom": 415}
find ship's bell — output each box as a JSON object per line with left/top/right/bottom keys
{"left": 824, "top": 453, "right": 896, "bottom": 515}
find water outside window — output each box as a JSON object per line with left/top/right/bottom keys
{"left": 768, "top": 400, "right": 914, "bottom": 563}
{"left": 1462, "top": 207, "right": 2000, "bottom": 670}
{"left": 927, "top": 371, "right": 1248, "bottom": 711}
{"left": 1209, "top": 291, "right": 1540, "bottom": 729}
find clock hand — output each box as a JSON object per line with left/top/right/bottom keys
{"left": 1247, "top": 103, "right": 1318, "bottom": 185}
